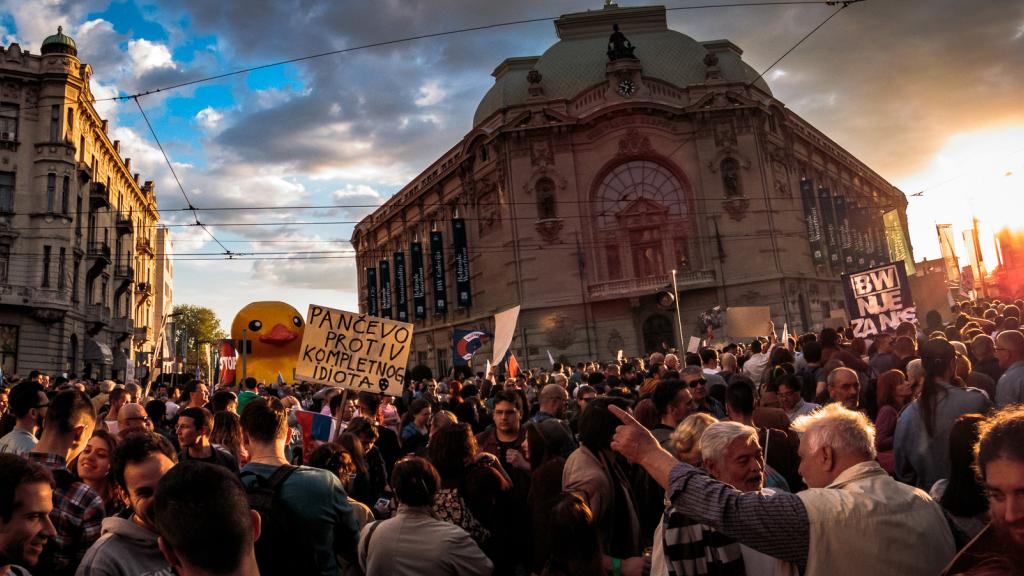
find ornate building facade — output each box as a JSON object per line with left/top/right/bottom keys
{"left": 352, "top": 4, "right": 912, "bottom": 372}
{"left": 0, "top": 29, "right": 162, "bottom": 379}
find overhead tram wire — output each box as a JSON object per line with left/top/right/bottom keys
{"left": 132, "top": 96, "right": 233, "bottom": 256}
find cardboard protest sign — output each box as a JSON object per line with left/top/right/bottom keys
{"left": 295, "top": 305, "right": 413, "bottom": 396}
{"left": 686, "top": 337, "right": 701, "bottom": 354}
{"left": 725, "top": 306, "right": 771, "bottom": 338}
{"left": 842, "top": 261, "right": 917, "bottom": 338}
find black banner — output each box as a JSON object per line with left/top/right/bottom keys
{"left": 430, "top": 230, "right": 448, "bottom": 315}
{"left": 843, "top": 261, "right": 916, "bottom": 338}
{"left": 818, "top": 187, "right": 841, "bottom": 270}
{"left": 872, "top": 219, "right": 888, "bottom": 267}
{"left": 452, "top": 218, "right": 471, "bottom": 308}
{"left": 394, "top": 251, "right": 408, "bottom": 322}
{"left": 411, "top": 242, "right": 426, "bottom": 319}
{"left": 366, "top": 267, "right": 378, "bottom": 316}
{"left": 379, "top": 260, "right": 392, "bottom": 319}
{"left": 834, "top": 192, "right": 854, "bottom": 272}
{"left": 850, "top": 203, "right": 867, "bottom": 270}
{"left": 800, "top": 180, "right": 826, "bottom": 267}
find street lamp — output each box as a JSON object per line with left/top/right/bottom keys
{"left": 671, "top": 269, "right": 684, "bottom": 353}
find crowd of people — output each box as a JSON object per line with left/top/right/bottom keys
{"left": 0, "top": 299, "right": 1023, "bottom": 575}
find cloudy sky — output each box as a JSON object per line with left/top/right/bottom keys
{"left": 1, "top": 0, "right": 1022, "bottom": 328}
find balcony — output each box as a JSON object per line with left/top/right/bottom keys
{"left": 86, "top": 303, "right": 110, "bottom": 326}
{"left": 87, "top": 241, "right": 111, "bottom": 263}
{"left": 588, "top": 270, "right": 717, "bottom": 302}
{"left": 114, "top": 263, "right": 133, "bottom": 279}
{"left": 89, "top": 182, "right": 110, "bottom": 210}
{"left": 136, "top": 236, "right": 153, "bottom": 255}
{"left": 135, "top": 281, "right": 152, "bottom": 296}
{"left": 76, "top": 161, "right": 92, "bottom": 183}
{"left": 111, "top": 317, "right": 133, "bottom": 336}
{"left": 134, "top": 325, "right": 152, "bottom": 343}
{"left": 115, "top": 214, "right": 133, "bottom": 236}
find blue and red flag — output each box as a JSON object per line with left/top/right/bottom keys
{"left": 452, "top": 329, "right": 491, "bottom": 366}
{"left": 295, "top": 409, "right": 338, "bottom": 462}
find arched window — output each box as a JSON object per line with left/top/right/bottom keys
{"left": 536, "top": 177, "right": 556, "bottom": 219}
{"left": 595, "top": 160, "right": 687, "bottom": 228}
{"left": 721, "top": 158, "right": 742, "bottom": 198}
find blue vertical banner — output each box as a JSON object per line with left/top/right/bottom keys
{"left": 379, "top": 260, "right": 392, "bottom": 319}
{"left": 430, "top": 230, "right": 448, "bottom": 315}
{"left": 800, "top": 180, "right": 826, "bottom": 267}
{"left": 411, "top": 242, "right": 427, "bottom": 319}
{"left": 817, "top": 187, "right": 841, "bottom": 271}
{"left": 452, "top": 218, "right": 471, "bottom": 308}
{"left": 393, "top": 251, "right": 408, "bottom": 322}
{"left": 365, "top": 267, "right": 378, "bottom": 316}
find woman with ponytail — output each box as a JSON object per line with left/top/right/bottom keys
{"left": 893, "top": 338, "right": 992, "bottom": 489}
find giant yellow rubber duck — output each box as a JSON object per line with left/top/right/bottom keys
{"left": 230, "top": 301, "right": 305, "bottom": 385}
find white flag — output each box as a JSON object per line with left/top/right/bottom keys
{"left": 781, "top": 323, "right": 790, "bottom": 344}
{"left": 547, "top": 350, "right": 555, "bottom": 367}
{"left": 485, "top": 359, "right": 493, "bottom": 379}
{"left": 491, "top": 305, "right": 521, "bottom": 366}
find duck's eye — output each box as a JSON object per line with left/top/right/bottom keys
{"left": 248, "top": 320, "right": 263, "bottom": 331}
{"left": 293, "top": 316, "right": 303, "bottom": 328}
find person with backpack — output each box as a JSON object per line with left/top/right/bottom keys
{"left": 239, "top": 397, "right": 360, "bottom": 576}
{"left": 76, "top": 432, "right": 177, "bottom": 576}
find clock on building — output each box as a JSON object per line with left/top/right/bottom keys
{"left": 617, "top": 78, "right": 636, "bottom": 96}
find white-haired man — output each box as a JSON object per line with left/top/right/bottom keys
{"left": 652, "top": 421, "right": 798, "bottom": 576}
{"left": 609, "top": 403, "right": 955, "bottom": 576}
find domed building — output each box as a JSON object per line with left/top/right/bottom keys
{"left": 353, "top": 3, "right": 911, "bottom": 371}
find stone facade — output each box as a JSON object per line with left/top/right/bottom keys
{"left": 152, "top": 225, "right": 173, "bottom": 378}
{"left": 0, "top": 32, "right": 161, "bottom": 379}
{"left": 352, "top": 5, "right": 911, "bottom": 374}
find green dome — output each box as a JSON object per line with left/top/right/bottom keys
{"left": 41, "top": 26, "right": 77, "bottom": 56}
{"left": 473, "top": 5, "right": 771, "bottom": 127}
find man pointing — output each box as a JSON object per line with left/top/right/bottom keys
{"left": 609, "top": 403, "right": 954, "bottom": 576}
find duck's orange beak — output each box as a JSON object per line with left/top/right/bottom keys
{"left": 258, "top": 323, "right": 297, "bottom": 345}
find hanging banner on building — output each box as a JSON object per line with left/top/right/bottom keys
{"left": 379, "top": 260, "right": 392, "bottom": 319}
{"left": 936, "top": 224, "right": 961, "bottom": 284}
{"left": 834, "top": 192, "right": 854, "bottom": 272}
{"left": 295, "top": 305, "right": 413, "bottom": 396}
{"left": 963, "top": 228, "right": 987, "bottom": 295}
{"left": 365, "top": 267, "right": 378, "bottom": 317}
{"left": 842, "top": 261, "right": 917, "bottom": 338}
{"left": 393, "top": 251, "right": 408, "bottom": 323}
{"left": 430, "top": 230, "right": 448, "bottom": 315}
{"left": 961, "top": 265, "right": 975, "bottom": 297}
{"left": 818, "top": 187, "right": 842, "bottom": 270}
{"left": 452, "top": 218, "right": 472, "bottom": 308}
{"left": 800, "top": 180, "right": 826, "bottom": 267}
{"left": 411, "top": 242, "right": 426, "bottom": 319}
{"left": 883, "top": 210, "right": 915, "bottom": 276}
{"left": 452, "top": 329, "right": 491, "bottom": 366}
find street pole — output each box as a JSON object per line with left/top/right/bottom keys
{"left": 241, "top": 328, "right": 248, "bottom": 381}
{"left": 672, "top": 269, "right": 684, "bottom": 353}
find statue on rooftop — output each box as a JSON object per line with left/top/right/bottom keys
{"left": 607, "top": 24, "right": 636, "bottom": 61}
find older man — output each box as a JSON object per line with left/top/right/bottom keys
{"left": 826, "top": 367, "right": 860, "bottom": 410}
{"left": 995, "top": 330, "right": 1024, "bottom": 407}
{"left": 610, "top": 402, "right": 955, "bottom": 576}
{"left": 653, "top": 422, "right": 798, "bottom": 576}
{"left": 117, "top": 403, "right": 154, "bottom": 438}
{"left": 532, "top": 384, "right": 569, "bottom": 425}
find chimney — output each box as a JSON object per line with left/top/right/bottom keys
{"left": 113, "top": 140, "right": 119, "bottom": 153}
{"left": 133, "top": 173, "right": 140, "bottom": 185}
{"left": 124, "top": 158, "right": 131, "bottom": 171}
{"left": 101, "top": 120, "right": 108, "bottom": 132}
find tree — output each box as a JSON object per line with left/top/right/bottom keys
{"left": 170, "top": 304, "right": 227, "bottom": 377}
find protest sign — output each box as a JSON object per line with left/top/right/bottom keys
{"left": 686, "top": 337, "right": 700, "bottom": 354}
{"left": 295, "top": 305, "right": 413, "bottom": 396}
{"left": 842, "top": 261, "right": 916, "bottom": 338}
{"left": 725, "top": 306, "right": 771, "bottom": 338}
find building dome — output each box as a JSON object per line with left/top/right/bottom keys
{"left": 473, "top": 5, "right": 770, "bottom": 127}
{"left": 41, "top": 26, "right": 78, "bottom": 56}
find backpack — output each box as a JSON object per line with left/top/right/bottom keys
{"left": 241, "top": 465, "right": 321, "bottom": 576}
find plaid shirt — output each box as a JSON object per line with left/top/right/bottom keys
{"left": 668, "top": 463, "right": 809, "bottom": 569}
{"left": 26, "top": 452, "right": 104, "bottom": 575}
